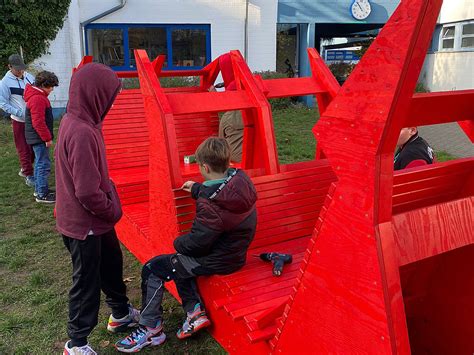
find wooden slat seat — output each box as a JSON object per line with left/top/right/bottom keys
{"left": 174, "top": 111, "right": 219, "bottom": 161}
{"left": 111, "top": 167, "right": 149, "bottom": 206}
{"left": 103, "top": 89, "right": 149, "bottom": 172}
{"left": 190, "top": 161, "right": 337, "bottom": 344}
{"left": 392, "top": 158, "right": 474, "bottom": 215}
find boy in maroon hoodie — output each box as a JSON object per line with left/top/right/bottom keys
{"left": 55, "top": 63, "right": 139, "bottom": 355}
{"left": 24, "top": 71, "right": 58, "bottom": 203}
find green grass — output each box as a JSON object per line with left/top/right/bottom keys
{"left": 273, "top": 105, "right": 318, "bottom": 164}
{"left": 0, "top": 107, "right": 458, "bottom": 354}
{"left": 435, "top": 150, "right": 456, "bottom": 163}
{"left": 0, "top": 121, "right": 224, "bottom": 354}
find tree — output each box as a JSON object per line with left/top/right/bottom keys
{"left": 0, "top": 0, "right": 71, "bottom": 75}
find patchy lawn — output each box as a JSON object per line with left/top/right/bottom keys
{"left": 0, "top": 120, "right": 224, "bottom": 354}
{"left": 0, "top": 106, "right": 457, "bottom": 354}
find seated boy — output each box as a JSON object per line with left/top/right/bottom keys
{"left": 394, "top": 126, "right": 435, "bottom": 170}
{"left": 116, "top": 137, "right": 258, "bottom": 353}
{"left": 24, "top": 70, "right": 59, "bottom": 203}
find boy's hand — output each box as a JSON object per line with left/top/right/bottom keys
{"left": 181, "top": 181, "right": 195, "bottom": 192}
{"left": 45, "top": 140, "right": 53, "bottom": 148}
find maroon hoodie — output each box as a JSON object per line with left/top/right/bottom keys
{"left": 55, "top": 63, "right": 122, "bottom": 240}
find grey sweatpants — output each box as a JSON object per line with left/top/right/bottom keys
{"left": 139, "top": 253, "right": 203, "bottom": 328}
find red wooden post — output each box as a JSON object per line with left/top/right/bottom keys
{"left": 135, "top": 50, "right": 180, "bottom": 253}
{"left": 274, "top": 0, "right": 445, "bottom": 353}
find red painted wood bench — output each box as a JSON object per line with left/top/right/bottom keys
{"left": 75, "top": 2, "right": 474, "bottom": 350}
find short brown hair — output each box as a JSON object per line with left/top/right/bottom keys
{"left": 195, "top": 137, "right": 230, "bottom": 173}
{"left": 35, "top": 71, "right": 59, "bottom": 88}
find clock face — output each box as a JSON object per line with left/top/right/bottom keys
{"left": 351, "top": 0, "right": 372, "bottom": 21}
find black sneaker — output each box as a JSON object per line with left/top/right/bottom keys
{"left": 36, "top": 192, "right": 55, "bottom": 204}
{"left": 34, "top": 188, "right": 54, "bottom": 197}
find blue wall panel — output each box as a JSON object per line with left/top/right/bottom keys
{"left": 278, "top": 0, "right": 400, "bottom": 24}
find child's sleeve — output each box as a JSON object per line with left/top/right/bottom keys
{"left": 173, "top": 205, "right": 223, "bottom": 257}
{"left": 30, "top": 96, "right": 52, "bottom": 142}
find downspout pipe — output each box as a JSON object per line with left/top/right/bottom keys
{"left": 80, "top": 0, "right": 127, "bottom": 56}
{"left": 244, "top": 0, "right": 249, "bottom": 61}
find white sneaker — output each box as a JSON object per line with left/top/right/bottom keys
{"left": 63, "top": 341, "right": 97, "bottom": 355}
{"left": 107, "top": 304, "right": 140, "bottom": 333}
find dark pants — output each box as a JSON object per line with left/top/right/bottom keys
{"left": 63, "top": 229, "right": 129, "bottom": 344}
{"left": 32, "top": 143, "right": 50, "bottom": 197}
{"left": 139, "top": 254, "right": 203, "bottom": 328}
{"left": 12, "top": 120, "right": 34, "bottom": 176}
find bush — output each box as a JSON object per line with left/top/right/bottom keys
{"left": 328, "top": 62, "right": 355, "bottom": 85}
{"left": 121, "top": 75, "right": 200, "bottom": 90}
{"left": 0, "top": 1, "right": 70, "bottom": 75}
{"left": 160, "top": 76, "right": 200, "bottom": 88}
{"left": 415, "top": 82, "right": 430, "bottom": 93}
{"left": 254, "top": 71, "right": 294, "bottom": 110}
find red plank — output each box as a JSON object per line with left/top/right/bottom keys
{"left": 392, "top": 197, "right": 474, "bottom": 266}
{"left": 408, "top": 90, "right": 474, "bottom": 126}
{"left": 263, "top": 77, "right": 326, "bottom": 99}
{"left": 166, "top": 90, "right": 255, "bottom": 115}
{"left": 247, "top": 326, "right": 278, "bottom": 343}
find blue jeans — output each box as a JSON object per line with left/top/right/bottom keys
{"left": 32, "top": 143, "right": 51, "bottom": 197}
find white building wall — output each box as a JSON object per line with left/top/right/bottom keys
{"left": 32, "top": 0, "right": 82, "bottom": 108}
{"left": 248, "top": 0, "right": 278, "bottom": 72}
{"left": 421, "top": 52, "right": 474, "bottom": 91}
{"left": 438, "top": 0, "right": 474, "bottom": 23}
{"left": 420, "top": 0, "right": 474, "bottom": 91}
{"left": 33, "top": 0, "right": 277, "bottom": 108}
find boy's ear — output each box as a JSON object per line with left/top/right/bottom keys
{"left": 203, "top": 163, "right": 211, "bottom": 174}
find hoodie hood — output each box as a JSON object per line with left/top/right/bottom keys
{"left": 67, "top": 63, "right": 121, "bottom": 127}
{"left": 211, "top": 169, "right": 257, "bottom": 213}
{"left": 219, "top": 53, "right": 237, "bottom": 91}
{"left": 24, "top": 84, "right": 47, "bottom": 103}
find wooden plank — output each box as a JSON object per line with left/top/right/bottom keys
{"left": 230, "top": 270, "right": 300, "bottom": 295}
{"left": 223, "top": 288, "right": 294, "bottom": 313}
{"left": 167, "top": 90, "right": 255, "bottom": 115}
{"left": 247, "top": 326, "right": 278, "bottom": 343}
{"left": 392, "top": 197, "right": 474, "bottom": 266}
{"left": 408, "top": 90, "right": 474, "bottom": 126}
{"left": 230, "top": 296, "right": 289, "bottom": 320}
{"left": 393, "top": 158, "right": 474, "bottom": 185}
{"left": 264, "top": 77, "right": 326, "bottom": 99}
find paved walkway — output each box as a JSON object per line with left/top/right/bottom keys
{"left": 418, "top": 123, "right": 474, "bottom": 158}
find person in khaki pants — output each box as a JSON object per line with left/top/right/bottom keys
{"left": 219, "top": 110, "right": 244, "bottom": 162}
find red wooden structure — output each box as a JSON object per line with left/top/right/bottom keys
{"left": 73, "top": 0, "right": 474, "bottom": 352}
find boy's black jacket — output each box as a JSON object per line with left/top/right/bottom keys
{"left": 394, "top": 133, "right": 434, "bottom": 170}
{"left": 174, "top": 169, "right": 257, "bottom": 275}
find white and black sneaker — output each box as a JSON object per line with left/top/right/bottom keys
{"left": 36, "top": 192, "right": 56, "bottom": 204}
{"left": 18, "top": 169, "right": 26, "bottom": 178}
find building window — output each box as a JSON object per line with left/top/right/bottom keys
{"left": 128, "top": 27, "right": 168, "bottom": 68}
{"left": 441, "top": 25, "right": 455, "bottom": 49}
{"left": 85, "top": 24, "right": 211, "bottom": 71}
{"left": 438, "top": 21, "right": 474, "bottom": 52}
{"left": 461, "top": 23, "right": 474, "bottom": 48}
{"left": 171, "top": 29, "right": 207, "bottom": 67}
{"left": 88, "top": 29, "right": 125, "bottom": 66}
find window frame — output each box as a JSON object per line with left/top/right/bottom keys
{"left": 85, "top": 23, "right": 211, "bottom": 71}
{"left": 460, "top": 21, "right": 474, "bottom": 50}
{"left": 438, "top": 20, "right": 474, "bottom": 52}
{"left": 440, "top": 24, "right": 456, "bottom": 51}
